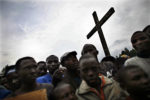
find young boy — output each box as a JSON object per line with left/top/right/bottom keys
{"left": 118, "top": 65, "right": 150, "bottom": 100}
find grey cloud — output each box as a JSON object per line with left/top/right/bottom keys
{"left": 116, "top": 0, "right": 150, "bottom": 33}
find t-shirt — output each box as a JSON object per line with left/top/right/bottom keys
{"left": 125, "top": 56, "right": 150, "bottom": 78}
{"left": 0, "top": 85, "right": 11, "bottom": 99}
{"left": 36, "top": 73, "right": 52, "bottom": 84}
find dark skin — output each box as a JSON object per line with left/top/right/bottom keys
{"left": 131, "top": 32, "right": 150, "bottom": 56}
{"left": 122, "top": 68, "right": 150, "bottom": 99}
{"left": 63, "top": 55, "right": 79, "bottom": 74}
{"left": 47, "top": 57, "right": 60, "bottom": 75}
{"left": 15, "top": 59, "right": 52, "bottom": 95}
{"left": 80, "top": 57, "right": 101, "bottom": 92}
{"left": 62, "top": 54, "right": 81, "bottom": 90}
{"left": 36, "top": 62, "right": 47, "bottom": 76}
{"left": 54, "top": 84, "right": 77, "bottom": 100}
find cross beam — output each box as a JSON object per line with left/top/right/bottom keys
{"left": 87, "top": 7, "right": 115, "bottom": 56}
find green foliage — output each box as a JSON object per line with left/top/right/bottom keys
{"left": 119, "top": 48, "right": 137, "bottom": 58}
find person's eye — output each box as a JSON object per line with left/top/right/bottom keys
{"left": 63, "top": 93, "right": 69, "bottom": 98}
{"left": 132, "top": 76, "right": 140, "bottom": 80}
{"left": 71, "top": 91, "right": 75, "bottom": 95}
{"left": 47, "top": 61, "right": 52, "bottom": 64}
{"left": 131, "top": 39, "right": 137, "bottom": 44}
{"left": 82, "top": 69, "right": 88, "bottom": 73}
{"left": 140, "top": 37, "right": 146, "bottom": 40}
{"left": 92, "top": 67, "right": 98, "bottom": 70}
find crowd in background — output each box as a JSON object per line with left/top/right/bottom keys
{"left": 0, "top": 25, "right": 150, "bottom": 100}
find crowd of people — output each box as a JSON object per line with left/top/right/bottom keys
{"left": 0, "top": 25, "right": 150, "bottom": 100}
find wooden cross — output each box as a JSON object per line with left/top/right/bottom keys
{"left": 87, "top": 7, "right": 115, "bottom": 56}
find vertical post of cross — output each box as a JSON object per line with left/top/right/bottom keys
{"left": 92, "top": 11, "right": 110, "bottom": 56}
{"left": 86, "top": 7, "right": 115, "bottom": 56}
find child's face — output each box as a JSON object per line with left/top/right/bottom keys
{"left": 80, "top": 58, "right": 100, "bottom": 87}
{"left": 124, "top": 68, "right": 150, "bottom": 95}
{"left": 57, "top": 84, "right": 77, "bottom": 100}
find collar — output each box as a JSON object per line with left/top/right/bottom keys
{"left": 78, "top": 75, "right": 113, "bottom": 94}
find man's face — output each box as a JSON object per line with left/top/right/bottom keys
{"left": 57, "top": 84, "right": 77, "bottom": 100}
{"left": 131, "top": 32, "right": 150, "bottom": 54}
{"left": 64, "top": 55, "right": 79, "bottom": 70}
{"left": 47, "top": 57, "right": 59, "bottom": 74}
{"left": 80, "top": 58, "right": 100, "bottom": 87}
{"left": 18, "top": 59, "right": 37, "bottom": 82}
{"left": 124, "top": 68, "right": 150, "bottom": 95}
{"left": 37, "top": 63, "right": 47, "bottom": 76}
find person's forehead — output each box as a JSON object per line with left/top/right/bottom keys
{"left": 126, "top": 68, "right": 145, "bottom": 78}
{"left": 20, "top": 59, "right": 36, "bottom": 67}
{"left": 38, "top": 63, "right": 45, "bottom": 66}
{"left": 80, "top": 58, "right": 98, "bottom": 68}
{"left": 132, "top": 32, "right": 147, "bottom": 39}
{"left": 37, "top": 65, "right": 45, "bottom": 69}
{"left": 47, "top": 57, "right": 58, "bottom": 61}
{"left": 84, "top": 46, "right": 96, "bottom": 51}
{"left": 67, "top": 54, "right": 77, "bottom": 58}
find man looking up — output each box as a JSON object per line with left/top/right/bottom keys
{"left": 13, "top": 56, "right": 53, "bottom": 100}
{"left": 125, "top": 31, "right": 150, "bottom": 78}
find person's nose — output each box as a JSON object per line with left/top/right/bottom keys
{"left": 31, "top": 68, "right": 36, "bottom": 73}
{"left": 51, "top": 62, "right": 56, "bottom": 66}
{"left": 136, "top": 40, "right": 142, "bottom": 45}
{"left": 69, "top": 94, "right": 75, "bottom": 100}
{"left": 87, "top": 70, "right": 94, "bottom": 77}
{"left": 141, "top": 77, "right": 149, "bottom": 85}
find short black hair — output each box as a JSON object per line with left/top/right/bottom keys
{"left": 15, "top": 56, "right": 35, "bottom": 71}
{"left": 131, "top": 31, "right": 148, "bottom": 43}
{"left": 37, "top": 61, "right": 46, "bottom": 65}
{"left": 46, "top": 55, "right": 58, "bottom": 62}
{"left": 60, "top": 51, "right": 77, "bottom": 66}
{"left": 143, "top": 25, "right": 150, "bottom": 32}
{"left": 81, "top": 44, "right": 97, "bottom": 55}
{"left": 101, "top": 56, "right": 116, "bottom": 62}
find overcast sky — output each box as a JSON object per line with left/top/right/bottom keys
{"left": 0, "top": 0, "right": 150, "bottom": 71}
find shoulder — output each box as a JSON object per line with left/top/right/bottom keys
{"left": 39, "top": 83, "right": 53, "bottom": 89}
{"left": 124, "top": 56, "right": 139, "bottom": 66}
{"left": 36, "top": 74, "right": 47, "bottom": 80}
{"left": 100, "top": 75, "right": 128, "bottom": 99}
{"left": 36, "top": 73, "right": 52, "bottom": 83}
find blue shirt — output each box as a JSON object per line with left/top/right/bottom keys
{"left": 36, "top": 73, "right": 52, "bottom": 84}
{"left": 0, "top": 86, "right": 11, "bottom": 99}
